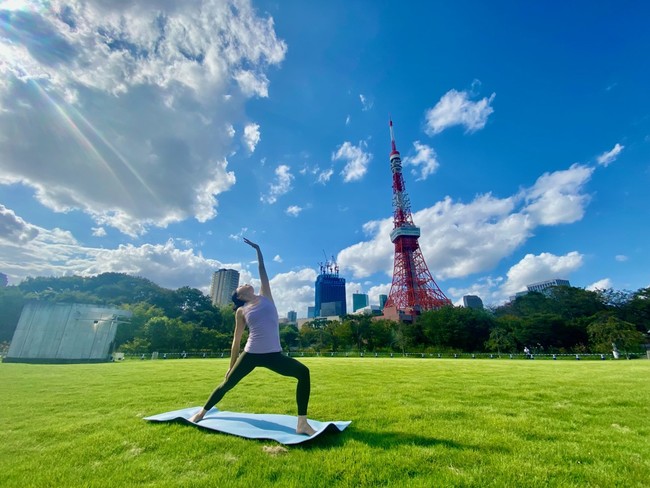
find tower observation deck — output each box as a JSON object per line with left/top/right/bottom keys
{"left": 383, "top": 119, "right": 451, "bottom": 321}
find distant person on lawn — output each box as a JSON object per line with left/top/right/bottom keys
{"left": 189, "top": 238, "right": 316, "bottom": 436}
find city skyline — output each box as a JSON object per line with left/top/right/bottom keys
{"left": 1, "top": 1, "right": 649, "bottom": 318}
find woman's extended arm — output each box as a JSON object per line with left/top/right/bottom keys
{"left": 243, "top": 238, "right": 273, "bottom": 302}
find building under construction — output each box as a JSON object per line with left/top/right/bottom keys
{"left": 314, "top": 257, "right": 346, "bottom": 317}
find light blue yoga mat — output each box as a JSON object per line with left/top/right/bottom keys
{"left": 144, "top": 407, "right": 351, "bottom": 445}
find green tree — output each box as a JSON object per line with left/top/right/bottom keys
{"left": 547, "top": 286, "right": 607, "bottom": 320}
{"left": 143, "top": 316, "right": 192, "bottom": 352}
{"left": 369, "top": 319, "right": 396, "bottom": 351}
{"left": 280, "top": 324, "right": 299, "bottom": 350}
{"left": 619, "top": 287, "right": 650, "bottom": 333}
{"left": 386, "top": 318, "right": 425, "bottom": 353}
{"left": 587, "top": 314, "right": 646, "bottom": 358}
{"left": 513, "top": 313, "right": 569, "bottom": 352}
{"left": 0, "top": 286, "right": 26, "bottom": 343}
{"left": 340, "top": 315, "right": 372, "bottom": 351}
{"left": 298, "top": 322, "right": 320, "bottom": 350}
{"left": 218, "top": 305, "right": 236, "bottom": 334}
{"left": 115, "top": 302, "right": 165, "bottom": 348}
{"left": 332, "top": 321, "right": 354, "bottom": 351}
{"left": 485, "top": 326, "right": 517, "bottom": 354}
{"left": 495, "top": 292, "right": 550, "bottom": 318}
{"left": 418, "top": 306, "right": 494, "bottom": 352}
{"left": 490, "top": 315, "right": 523, "bottom": 352}
{"left": 119, "top": 337, "right": 151, "bottom": 354}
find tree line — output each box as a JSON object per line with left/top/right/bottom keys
{"left": 0, "top": 273, "right": 648, "bottom": 355}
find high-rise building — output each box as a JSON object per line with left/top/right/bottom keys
{"left": 527, "top": 279, "right": 571, "bottom": 293}
{"left": 383, "top": 120, "right": 451, "bottom": 321}
{"left": 353, "top": 293, "right": 369, "bottom": 312}
{"left": 462, "top": 295, "right": 484, "bottom": 309}
{"left": 307, "top": 306, "right": 316, "bottom": 319}
{"left": 210, "top": 269, "right": 240, "bottom": 307}
{"left": 315, "top": 258, "right": 346, "bottom": 317}
{"left": 0, "top": 272, "right": 7, "bottom": 287}
{"left": 379, "top": 294, "right": 388, "bottom": 310}
{"left": 287, "top": 310, "right": 297, "bottom": 323}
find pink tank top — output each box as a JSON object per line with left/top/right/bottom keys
{"left": 243, "top": 296, "right": 282, "bottom": 353}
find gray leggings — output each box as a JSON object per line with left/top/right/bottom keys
{"left": 203, "top": 352, "right": 311, "bottom": 415}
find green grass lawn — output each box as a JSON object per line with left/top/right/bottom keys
{"left": 1, "top": 358, "right": 649, "bottom": 487}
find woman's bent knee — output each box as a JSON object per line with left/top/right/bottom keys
{"left": 297, "top": 363, "right": 310, "bottom": 381}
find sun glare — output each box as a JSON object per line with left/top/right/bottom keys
{"left": 1, "top": 1, "right": 33, "bottom": 11}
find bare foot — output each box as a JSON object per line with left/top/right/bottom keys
{"left": 188, "top": 408, "right": 207, "bottom": 423}
{"left": 296, "top": 415, "right": 316, "bottom": 436}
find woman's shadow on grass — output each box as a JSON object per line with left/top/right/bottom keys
{"left": 303, "top": 426, "right": 510, "bottom": 454}
{"left": 303, "top": 427, "right": 461, "bottom": 450}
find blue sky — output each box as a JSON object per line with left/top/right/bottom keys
{"left": 1, "top": 0, "right": 649, "bottom": 317}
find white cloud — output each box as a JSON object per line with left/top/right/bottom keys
{"left": 286, "top": 205, "right": 302, "bottom": 217}
{"left": 345, "top": 115, "right": 351, "bottom": 125}
{"left": 243, "top": 122, "right": 261, "bottom": 153}
{"left": 403, "top": 141, "right": 440, "bottom": 181}
{"left": 425, "top": 88, "right": 495, "bottom": 135}
{"left": 261, "top": 164, "right": 294, "bottom": 204}
{"left": 269, "top": 268, "right": 318, "bottom": 317}
{"left": 359, "top": 94, "right": 373, "bottom": 111}
{"left": 501, "top": 252, "right": 583, "bottom": 297}
{"left": 317, "top": 168, "right": 334, "bottom": 184}
{"left": 0, "top": 204, "right": 39, "bottom": 244}
{"left": 229, "top": 227, "right": 248, "bottom": 241}
{"left": 522, "top": 164, "right": 594, "bottom": 226}
{"left": 332, "top": 141, "right": 372, "bottom": 182}
{"left": 0, "top": 208, "right": 234, "bottom": 292}
{"left": 597, "top": 143, "right": 624, "bottom": 166}
{"left": 273, "top": 254, "right": 283, "bottom": 263}
{"left": 587, "top": 278, "right": 613, "bottom": 291}
{"left": 365, "top": 283, "right": 392, "bottom": 308}
{"left": 91, "top": 227, "right": 107, "bottom": 237}
{"left": 233, "top": 70, "right": 270, "bottom": 98}
{"left": 0, "top": 0, "right": 286, "bottom": 236}
{"left": 615, "top": 255, "right": 628, "bottom": 262}
{"left": 447, "top": 276, "right": 504, "bottom": 307}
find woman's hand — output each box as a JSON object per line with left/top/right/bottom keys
{"left": 243, "top": 237, "right": 272, "bottom": 300}
{"left": 243, "top": 237, "right": 260, "bottom": 250}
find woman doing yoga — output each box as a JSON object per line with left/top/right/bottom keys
{"left": 189, "top": 238, "right": 316, "bottom": 436}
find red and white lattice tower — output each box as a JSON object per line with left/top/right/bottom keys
{"left": 383, "top": 119, "right": 451, "bottom": 319}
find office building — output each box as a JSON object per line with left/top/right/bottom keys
{"left": 527, "top": 279, "right": 571, "bottom": 293}
{"left": 287, "top": 311, "right": 297, "bottom": 323}
{"left": 462, "top": 295, "right": 484, "bottom": 309}
{"left": 379, "top": 294, "right": 388, "bottom": 310}
{"left": 353, "top": 293, "right": 369, "bottom": 312}
{"left": 0, "top": 272, "right": 7, "bottom": 287}
{"left": 210, "top": 269, "right": 240, "bottom": 307}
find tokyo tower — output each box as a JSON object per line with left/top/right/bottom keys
{"left": 383, "top": 119, "right": 451, "bottom": 321}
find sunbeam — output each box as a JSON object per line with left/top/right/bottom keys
{"left": 29, "top": 79, "right": 161, "bottom": 205}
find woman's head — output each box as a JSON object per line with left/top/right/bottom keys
{"left": 231, "top": 284, "right": 255, "bottom": 311}
{"left": 231, "top": 291, "right": 246, "bottom": 311}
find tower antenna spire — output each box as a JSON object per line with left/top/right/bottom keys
{"left": 389, "top": 117, "right": 398, "bottom": 155}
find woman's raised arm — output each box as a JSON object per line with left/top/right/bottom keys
{"left": 243, "top": 238, "right": 273, "bottom": 302}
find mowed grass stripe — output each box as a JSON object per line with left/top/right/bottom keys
{"left": 1, "top": 359, "right": 648, "bottom": 487}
